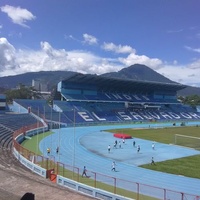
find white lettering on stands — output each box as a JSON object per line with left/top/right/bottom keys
{"left": 147, "top": 112, "right": 160, "bottom": 120}
{"left": 180, "top": 112, "right": 192, "bottom": 119}
{"left": 123, "top": 94, "right": 132, "bottom": 100}
{"left": 168, "top": 112, "right": 181, "bottom": 119}
{"left": 92, "top": 112, "right": 106, "bottom": 121}
{"left": 105, "top": 93, "right": 112, "bottom": 99}
{"left": 160, "top": 112, "right": 173, "bottom": 119}
{"left": 132, "top": 95, "right": 141, "bottom": 100}
{"left": 130, "top": 112, "right": 144, "bottom": 120}
{"left": 188, "top": 112, "right": 200, "bottom": 119}
{"left": 78, "top": 112, "right": 94, "bottom": 121}
{"left": 142, "top": 95, "right": 150, "bottom": 101}
{"left": 112, "top": 93, "right": 123, "bottom": 100}
{"left": 141, "top": 113, "right": 153, "bottom": 120}
{"left": 118, "top": 112, "right": 132, "bottom": 120}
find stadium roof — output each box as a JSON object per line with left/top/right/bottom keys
{"left": 61, "top": 73, "right": 186, "bottom": 93}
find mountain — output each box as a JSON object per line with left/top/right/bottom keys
{"left": 177, "top": 86, "right": 200, "bottom": 96}
{"left": 101, "top": 64, "right": 174, "bottom": 83}
{"left": 0, "top": 64, "right": 200, "bottom": 96}
{"left": 101, "top": 64, "right": 200, "bottom": 96}
{"left": 0, "top": 71, "right": 77, "bottom": 90}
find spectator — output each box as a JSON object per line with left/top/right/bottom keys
{"left": 82, "top": 166, "right": 88, "bottom": 177}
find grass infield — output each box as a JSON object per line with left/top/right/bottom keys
{"left": 107, "top": 126, "right": 200, "bottom": 179}
{"left": 22, "top": 131, "right": 52, "bottom": 155}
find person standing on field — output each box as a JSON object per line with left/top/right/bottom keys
{"left": 108, "top": 145, "right": 111, "bottom": 153}
{"left": 56, "top": 146, "right": 59, "bottom": 154}
{"left": 151, "top": 157, "right": 156, "bottom": 165}
{"left": 122, "top": 139, "right": 125, "bottom": 144}
{"left": 119, "top": 141, "right": 121, "bottom": 148}
{"left": 47, "top": 148, "right": 50, "bottom": 155}
{"left": 82, "top": 166, "right": 88, "bottom": 177}
{"left": 137, "top": 145, "right": 140, "bottom": 153}
{"left": 111, "top": 161, "right": 116, "bottom": 172}
{"left": 152, "top": 142, "right": 155, "bottom": 150}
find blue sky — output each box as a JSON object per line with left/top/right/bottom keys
{"left": 0, "top": 0, "right": 200, "bottom": 87}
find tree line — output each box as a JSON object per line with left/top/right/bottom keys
{"left": 178, "top": 95, "right": 200, "bottom": 107}
{"left": 5, "top": 84, "right": 49, "bottom": 103}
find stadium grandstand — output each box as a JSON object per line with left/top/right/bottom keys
{"left": 12, "top": 73, "right": 200, "bottom": 126}
{"left": 0, "top": 94, "right": 45, "bottom": 149}
{"left": 1, "top": 74, "right": 200, "bottom": 199}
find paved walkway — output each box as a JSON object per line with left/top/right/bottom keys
{"left": 40, "top": 122, "right": 200, "bottom": 199}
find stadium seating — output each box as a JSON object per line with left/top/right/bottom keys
{"left": 0, "top": 125, "right": 13, "bottom": 149}
{"left": 11, "top": 99, "right": 200, "bottom": 125}
{"left": 0, "top": 113, "right": 38, "bottom": 131}
{"left": 0, "top": 113, "right": 39, "bottom": 149}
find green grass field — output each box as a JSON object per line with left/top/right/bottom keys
{"left": 107, "top": 126, "right": 200, "bottom": 179}
{"left": 22, "top": 131, "right": 52, "bottom": 155}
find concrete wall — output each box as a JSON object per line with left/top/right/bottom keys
{"left": 57, "top": 175, "right": 133, "bottom": 200}
{"left": 13, "top": 148, "right": 46, "bottom": 178}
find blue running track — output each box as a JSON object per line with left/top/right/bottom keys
{"left": 39, "top": 122, "right": 200, "bottom": 199}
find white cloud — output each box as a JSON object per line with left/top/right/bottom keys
{"left": 8, "top": 31, "right": 22, "bottom": 38}
{"left": 188, "top": 59, "right": 200, "bottom": 69}
{"left": 0, "top": 5, "right": 36, "bottom": 28}
{"left": 0, "top": 38, "right": 123, "bottom": 76}
{"left": 185, "top": 46, "right": 200, "bottom": 53}
{"left": 0, "top": 37, "right": 200, "bottom": 87}
{"left": 64, "top": 34, "right": 81, "bottom": 43}
{"left": 40, "top": 41, "right": 68, "bottom": 59}
{"left": 67, "top": 51, "right": 122, "bottom": 74}
{"left": 82, "top": 33, "right": 98, "bottom": 45}
{"left": 118, "top": 52, "right": 163, "bottom": 70}
{"left": 102, "top": 42, "right": 135, "bottom": 54}
{"left": 167, "top": 29, "right": 183, "bottom": 33}
{"left": 0, "top": 37, "right": 19, "bottom": 73}
{"left": 157, "top": 62, "right": 200, "bottom": 86}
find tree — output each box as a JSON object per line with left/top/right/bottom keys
{"left": 179, "top": 95, "right": 200, "bottom": 107}
{"left": 5, "top": 84, "right": 40, "bottom": 102}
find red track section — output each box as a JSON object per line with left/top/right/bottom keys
{"left": 113, "top": 133, "right": 132, "bottom": 139}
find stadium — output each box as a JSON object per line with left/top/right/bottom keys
{"left": 1, "top": 74, "right": 200, "bottom": 200}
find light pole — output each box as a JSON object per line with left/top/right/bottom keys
{"left": 72, "top": 108, "right": 76, "bottom": 175}
{"left": 36, "top": 107, "right": 39, "bottom": 155}
{"left": 58, "top": 111, "right": 61, "bottom": 162}
{"left": 42, "top": 105, "right": 45, "bottom": 156}
{"left": 50, "top": 102, "right": 53, "bottom": 155}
